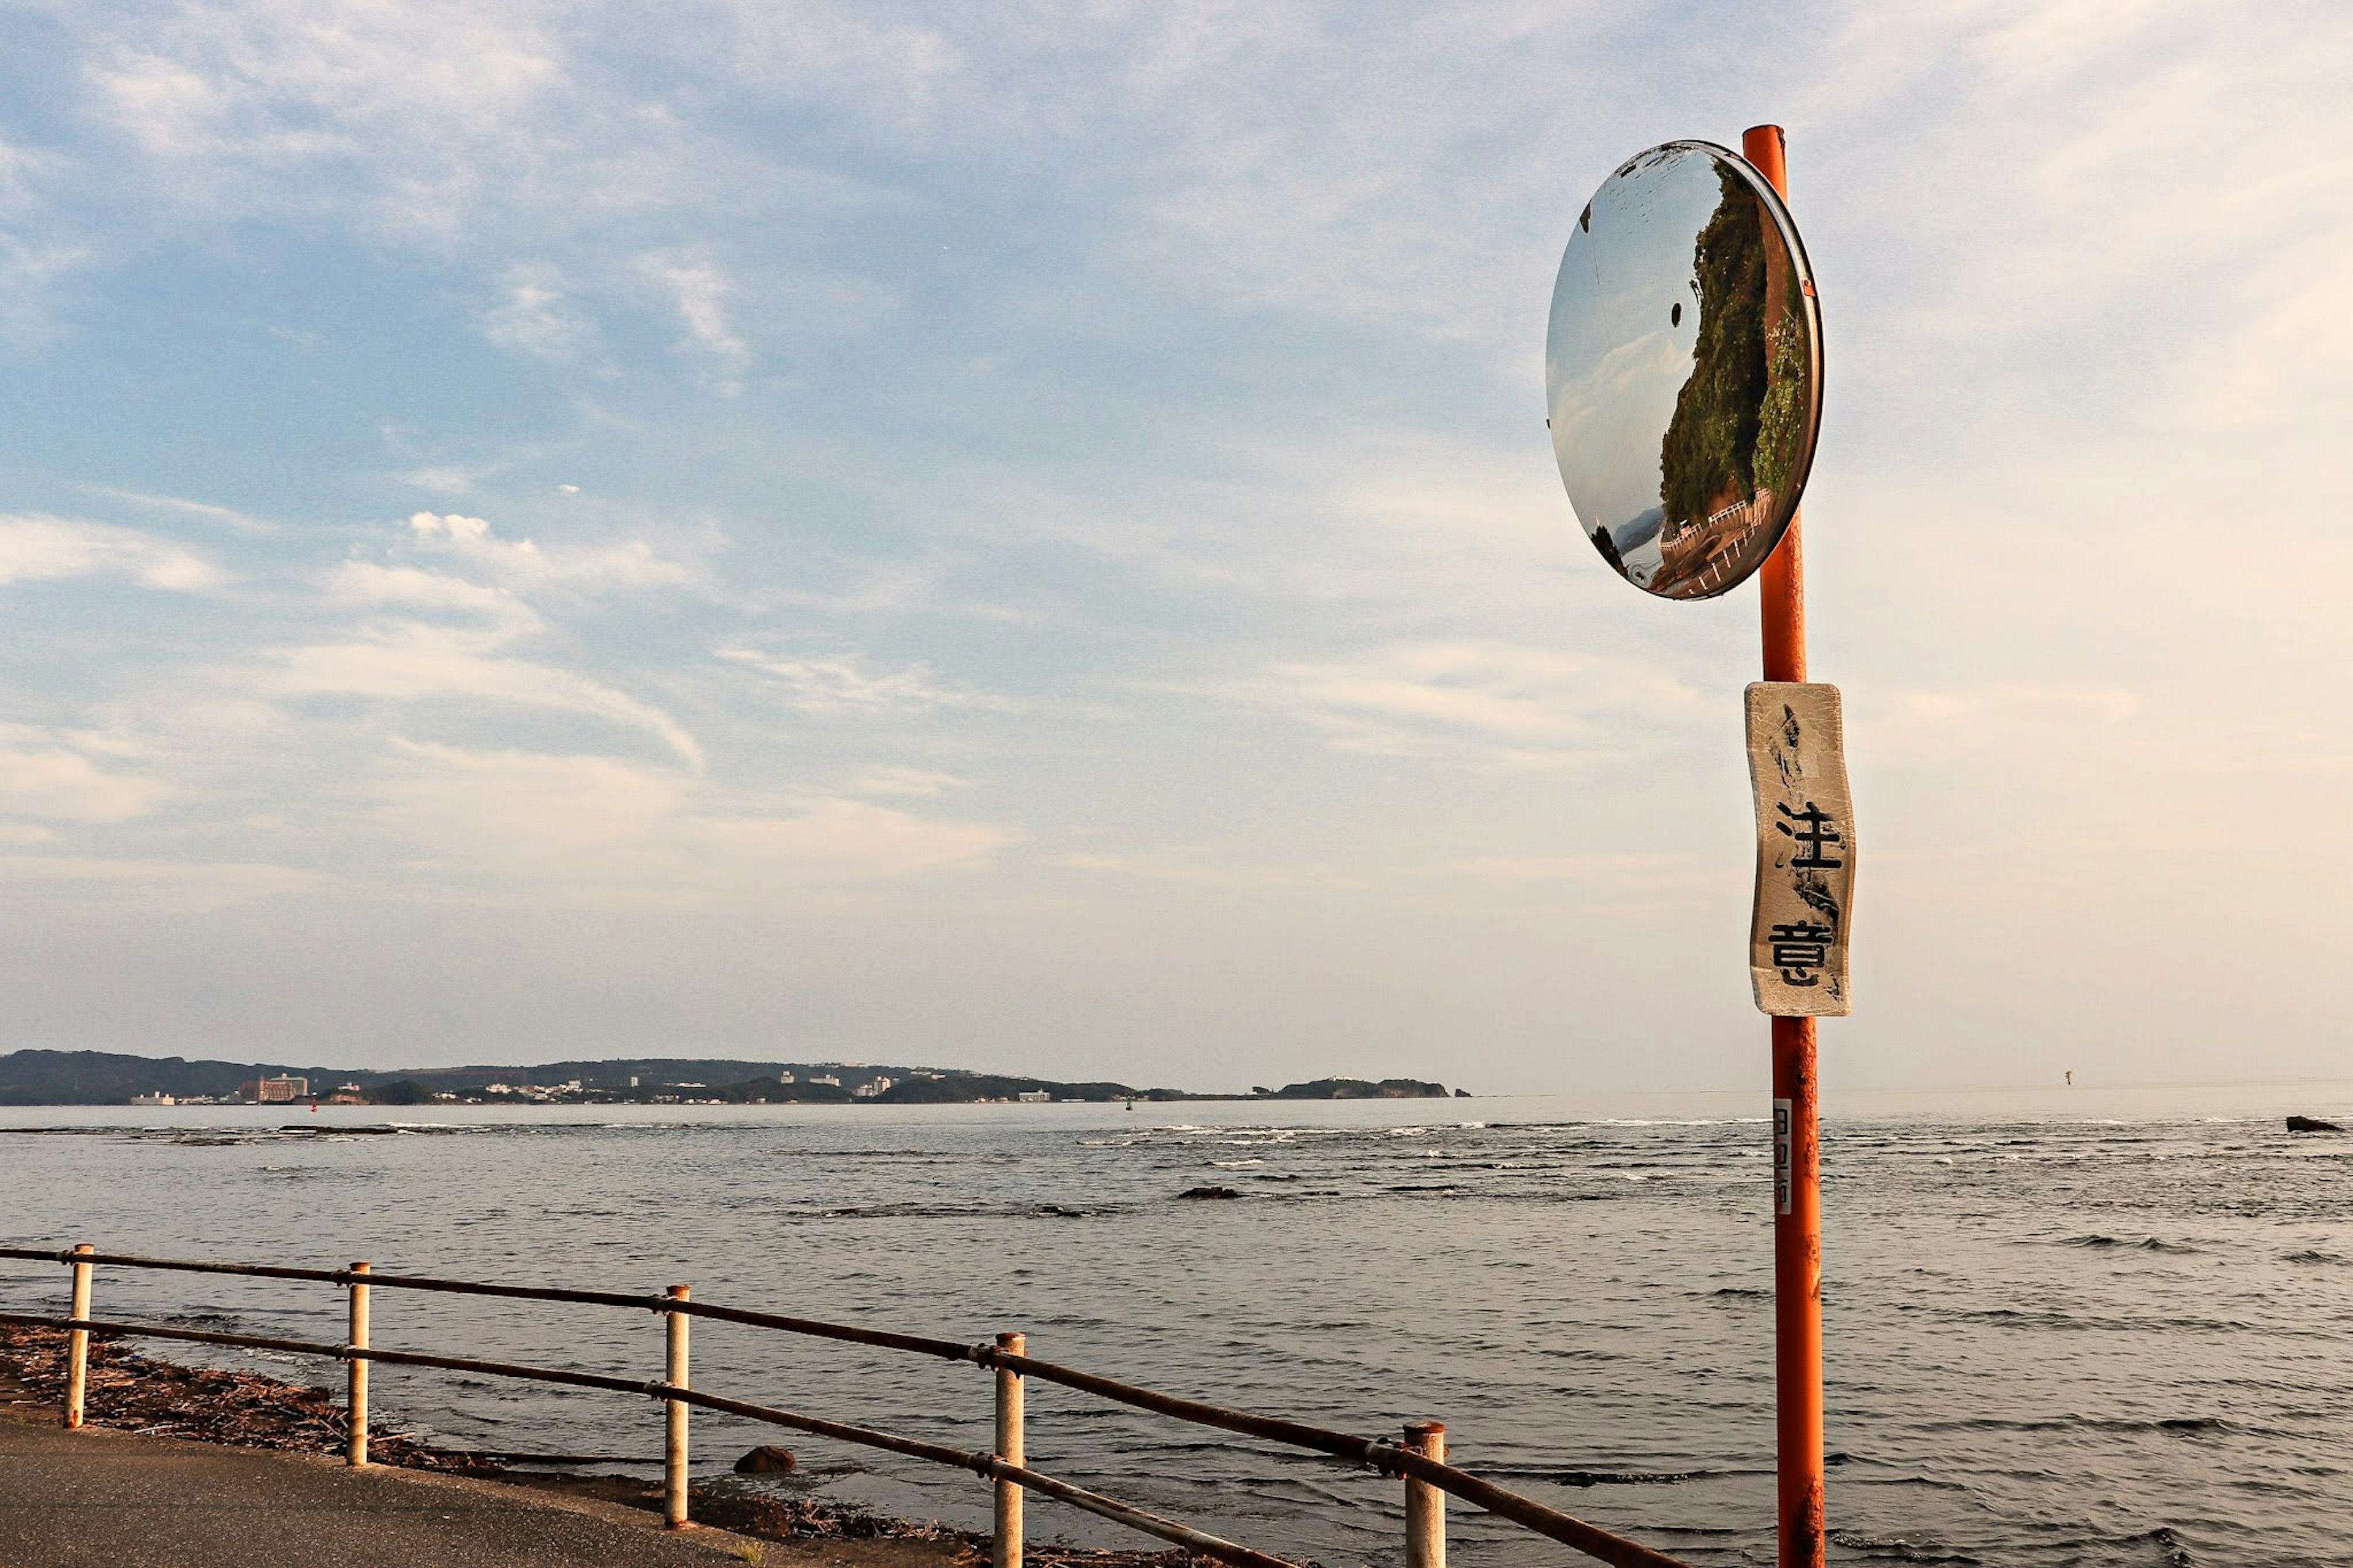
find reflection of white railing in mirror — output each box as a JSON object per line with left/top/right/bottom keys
{"left": 1661, "top": 491, "right": 1774, "bottom": 597}
{"left": 0, "top": 1241, "right": 1696, "bottom": 1568}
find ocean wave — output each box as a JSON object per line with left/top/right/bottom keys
{"left": 1485, "top": 1464, "right": 1724, "bottom": 1487}
{"left": 2052, "top": 1234, "right": 2203, "bottom": 1254}
{"left": 813, "top": 1201, "right": 1116, "bottom": 1221}
{"left": 1922, "top": 1414, "right": 2233, "bottom": 1437}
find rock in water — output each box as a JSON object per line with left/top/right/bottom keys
{"left": 735, "top": 1444, "right": 797, "bottom": 1473}
{"left": 1177, "top": 1185, "right": 1241, "bottom": 1200}
{"left": 2287, "top": 1115, "right": 2343, "bottom": 1133}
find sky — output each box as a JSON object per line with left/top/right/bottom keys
{"left": 1, "top": 1, "right": 2350, "bottom": 1093}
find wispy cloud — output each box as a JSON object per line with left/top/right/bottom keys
{"left": 477, "top": 264, "right": 601, "bottom": 365}
{"left": 0, "top": 726, "right": 169, "bottom": 822}
{"left": 259, "top": 619, "right": 706, "bottom": 768}
{"left": 719, "top": 646, "right": 1012, "bottom": 716}
{"left": 851, "top": 765, "right": 971, "bottom": 798}
{"left": 1052, "top": 850, "right": 1368, "bottom": 891}
{"left": 0, "top": 515, "right": 222, "bottom": 590}
{"left": 0, "top": 854, "right": 316, "bottom": 913}
{"left": 406, "top": 511, "right": 696, "bottom": 594}
{"left": 83, "top": 487, "right": 279, "bottom": 536}
{"left": 373, "top": 742, "right": 1013, "bottom": 902}
{"left": 1229, "top": 640, "right": 1704, "bottom": 765}
{"left": 642, "top": 250, "right": 750, "bottom": 384}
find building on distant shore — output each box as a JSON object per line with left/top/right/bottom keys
{"left": 130, "top": 1091, "right": 175, "bottom": 1107}
{"left": 1017, "top": 1089, "right": 1053, "bottom": 1103}
{"left": 255, "top": 1075, "right": 309, "bottom": 1103}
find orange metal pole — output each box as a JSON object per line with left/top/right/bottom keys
{"left": 1743, "top": 121, "right": 1825, "bottom": 1568}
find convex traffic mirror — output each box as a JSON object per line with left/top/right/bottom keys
{"left": 1546, "top": 141, "right": 1824, "bottom": 600}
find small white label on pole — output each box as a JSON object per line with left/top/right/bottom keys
{"left": 1773, "top": 1097, "right": 1794, "bottom": 1216}
{"left": 1746, "top": 682, "right": 1855, "bottom": 1017}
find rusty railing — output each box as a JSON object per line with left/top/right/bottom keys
{"left": 0, "top": 1242, "right": 1691, "bottom": 1568}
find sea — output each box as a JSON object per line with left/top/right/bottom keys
{"left": 5, "top": 1083, "right": 2352, "bottom": 1567}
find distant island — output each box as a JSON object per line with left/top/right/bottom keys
{"left": 0, "top": 1050, "right": 1462, "bottom": 1107}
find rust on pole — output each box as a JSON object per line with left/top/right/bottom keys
{"left": 1743, "top": 119, "right": 1827, "bottom": 1568}
{"left": 346, "top": 1262, "right": 371, "bottom": 1466}
{"left": 1403, "top": 1421, "right": 1447, "bottom": 1568}
{"left": 994, "top": 1330, "right": 1027, "bottom": 1568}
{"left": 664, "top": 1285, "right": 691, "bottom": 1529}
{"left": 63, "top": 1243, "right": 94, "bottom": 1430}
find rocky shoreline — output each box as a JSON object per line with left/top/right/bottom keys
{"left": 0, "top": 1325, "right": 1207, "bottom": 1568}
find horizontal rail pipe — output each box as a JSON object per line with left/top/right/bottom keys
{"left": 0, "top": 1308, "right": 1303, "bottom": 1568}
{"left": 676, "top": 1298, "right": 974, "bottom": 1362}
{"left": 1, "top": 1251, "right": 979, "bottom": 1355}
{"left": 0, "top": 1249, "right": 666, "bottom": 1312}
{"left": 0, "top": 1311, "right": 652, "bottom": 1398}
{"left": 977, "top": 1347, "right": 1688, "bottom": 1568}
{"left": 0, "top": 1247, "right": 1696, "bottom": 1568}
{"left": 331, "top": 1269, "right": 658, "bottom": 1314}
{"left": 1, "top": 1247, "right": 347, "bottom": 1286}
{"left": 668, "top": 1387, "right": 1298, "bottom": 1568}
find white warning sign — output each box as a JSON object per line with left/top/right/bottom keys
{"left": 1746, "top": 682, "right": 1855, "bottom": 1017}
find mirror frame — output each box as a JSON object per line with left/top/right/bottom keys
{"left": 1550, "top": 139, "right": 1826, "bottom": 602}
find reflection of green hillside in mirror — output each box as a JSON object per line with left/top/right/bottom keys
{"left": 1658, "top": 167, "right": 1766, "bottom": 526}
{"left": 1754, "top": 260, "right": 1810, "bottom": 499}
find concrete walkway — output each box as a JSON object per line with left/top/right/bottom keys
{"left": 0, "top": 1410, "right": 759, "bottom": 1568}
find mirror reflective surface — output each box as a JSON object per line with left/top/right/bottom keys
{"left": 1547, "top": 142, "right": 1822, "bottom": 600}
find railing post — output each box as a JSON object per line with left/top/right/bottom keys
{"left": 1403, "top": 1420, "right": 1446, "bottom": 1568}
{"left": 664, "top": 1285, "right": 691, "bottom": 1529}
{"left": 346, "top": 1262, "right": 371, "bottom": 1466}
{"left": 994, "top": 1330, "right": 1026, "bottom": 1568}
{"left": 63, "top": 1243, "right": 94, "bottom": 1430}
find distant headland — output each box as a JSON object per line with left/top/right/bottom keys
{"left": 0, "top": 1049, "right": 1461, "bottom": 1107}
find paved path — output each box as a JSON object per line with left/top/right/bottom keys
{"left": 0, "top": 1407, "right": 757, "bottom": 1568}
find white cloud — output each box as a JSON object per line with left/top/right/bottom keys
{"left": 84, "top": 487, "right": 278, "bottom": 536}
{"left": 1867, "top": 685, "right": 2141, "bottom": 768}
{"left": 327, "top": 559, "right": 534, "bottom": 623}
{"left": 406, "top": 511, "right": 695, "bottom": 594}
{"left": 373, "top": 742, "right": 1013, "bottom": 900}
{"left": 478, "top": 265, "right": 599, "bottom": 363}
{"left": 0, "top": 514, "right": 222, "bottom": 591}
{"left": 1235, "top": 640, "right": 1704, "bottom": 763}
{"left": 262, "top": 619, "right": 705, "bottom": 768}
{"left": 0, "top": 727, "right": 169, "bottom": 821}
{"left": 1052, "top": 850, "right": 1368, "bottom": 891}
{"left": 719, "top": 646, "right": 1010, "bottom": 716}
{"left": 0, "top": 232, "right": 92, "bottom": 345}
{"left": 0, "top": 854, "right": 316, "bottom": 913}
{"left": 850, "top": 765, "right": 971, "bottom": 798}
{"left": 86, "top": 1, "right": 567, "bottom": 240}
{"left": 397, "top": 466, "right": 489, "bottom": 496}
{"left": 642, "top": 251, "right": 751, "bottom": 379}
{"left": 1442, "top": 851, "right": 1702, "bottom": 886}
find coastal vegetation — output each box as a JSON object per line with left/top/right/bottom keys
{"left": 0, "top": 1049, "right": 1457, "bottom": 1106}
{"left": 1658, "top": 164, "right": 1767, "bottom": 529}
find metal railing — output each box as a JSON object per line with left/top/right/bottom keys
{"left": 0, "top": 1242, "right": 1692, "bottom": 1568}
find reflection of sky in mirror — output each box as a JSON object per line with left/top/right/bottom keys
{"left": 1545, "top": 149, "right": 1726, "bottom": 565}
